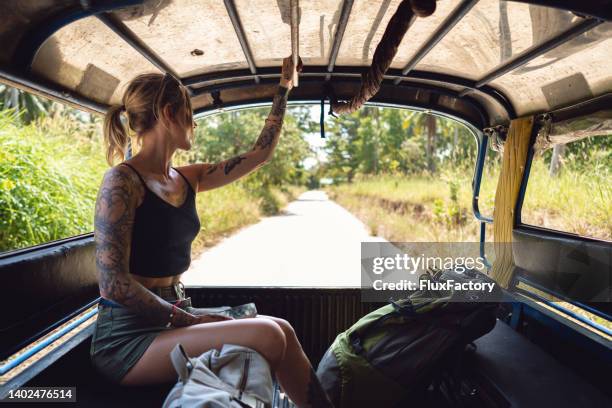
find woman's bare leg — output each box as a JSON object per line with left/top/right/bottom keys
{"left": 120, "top": 318, "right": 286, "bottom": 385}
{"left": 120, "top": 316, "right": 332, "bottom": 407}
{"left": 256, "top": 315, "right": 333, "bottom": 408}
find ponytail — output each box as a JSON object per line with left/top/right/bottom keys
{"left": 103, "top": 105, "right": 128, "bottom": 166}
{"left": 103, "top": 73, "right": 193, "bottom": 166}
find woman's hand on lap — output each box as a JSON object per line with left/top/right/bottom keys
{"left": 194, "top": 314, "right": 234, "bottom": 324}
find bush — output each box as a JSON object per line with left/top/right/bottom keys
{"left": 0, "top": 107, "right": 308, "bottom": 255}
{"left": 0, "top": 111, "right": 106, "bottom": 252}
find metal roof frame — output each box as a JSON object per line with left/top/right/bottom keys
{"left": 95, "top": 12, "right": 180, "bottom": 79}
{"left": 185, "top": 65, "right": 517, "bottom": 119}
{"left": 510, "top": 0, "right": 612, "bottom": 21}
{"left": 192, "top": 75, "right": 490, "bottom": 125}
{"left": 326, "top": 0, "right": 354, "bottom": 81}
{"left": 223, "top": 0, "right": 260, "bottom": 84}
{"left": 2, "top": 0, "right": 609, "bottom": 127}
{"left": 12, "top": 0, "right": 145, "bottom": 72}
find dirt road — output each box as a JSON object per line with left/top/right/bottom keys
{"left": 182, "top": 190, "right": 384, "bottom": 287}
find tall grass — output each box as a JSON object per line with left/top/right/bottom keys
{"left": 0, "top": 112, "right": 107, "bottom": 251}
{"left": 522, "top": 159, "right": 611, "bottom": 239}
{"left": 0, "top": 111, "right": 305, "bottom": 254}
{"left": 327, "top": 172, "right": 482, "bottom": 242}
{"left": 327, "top": 159, "right": 611, "bottom": 242}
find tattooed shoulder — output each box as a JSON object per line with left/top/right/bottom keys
{"left": 94, "top": 166, "right": 143, "bottom": 298}
{"left": 105, "top": 165, "right": 145, "bottom": 206}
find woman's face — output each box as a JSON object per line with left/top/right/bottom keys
{"left": 166, "top": 107, "right": 195, "bottom": 151}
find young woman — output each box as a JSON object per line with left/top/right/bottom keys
{"left": 90, "top": 57, "right": 332, "bottom": 407}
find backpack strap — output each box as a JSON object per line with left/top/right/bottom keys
{"left": 169, "top": 343, "right": 193, "bottom": 384}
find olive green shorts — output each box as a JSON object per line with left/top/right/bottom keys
{"left": 89, "top": 304, "right": 172, "bottom": 384}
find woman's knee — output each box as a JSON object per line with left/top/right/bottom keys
{"left": 251, "top": 319, "right": 287, "bottom": 369}
{"left": 274, "top": 317, "right": 297, "bottom": 341}
{"left": 264, "top": 317, "right": 297, "bottom": 342}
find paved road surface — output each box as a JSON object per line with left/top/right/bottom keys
{"left": 182, "top": 190, "right": 384, "bottom": 287}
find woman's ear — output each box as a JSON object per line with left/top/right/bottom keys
{"left": 161, "top": 104, "right": 175, "bottom": 125}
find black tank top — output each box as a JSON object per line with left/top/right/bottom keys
{"left": 120, "top": 162, "right": 201, "bottom": 278}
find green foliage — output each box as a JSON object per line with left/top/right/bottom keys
{"left": 1, "top": 99, "right": 312, "bottom": 253}
{"left": 178, "top": 107, "right": 313, "bottom": 188}
{"left": 0, "top": 111, "right": 107, "bottom": 251}
{"left": 522, "top": 156, "right": 611, "bottom": 239}
{"left": 192, "top": 180, "right": 261, "bottom": 250}
{"left": 0, "top": 85, "right": 51, "bottom": 124}
{"left": 320, "top": 107, "right": 476, "bottom": 181}
{"left": 328, "top": 148, "right": 611, "bottom": 242}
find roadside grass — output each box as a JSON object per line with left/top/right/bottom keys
{"left": 0, "top": 112, "right": 305, "bottom": 254}
{"left": 192, "top": 182, "right": 305, "bottom": 254}
{"left": 326, "top": 166, "right": 611, "bottom": 332}
{"left": 326, "top": 171, "right": 482, "bottom": 242}
{"left": 521, "top": 160, "right": 611, "bottom": 240}
{"left": 327, "top": 162, "right": 610, "bottom": 242}
{"left": 0, "top": 113, "right": 107, "bottom": 251}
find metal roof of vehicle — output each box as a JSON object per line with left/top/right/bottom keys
{"left": 0, "top": 0, "right": 610, "bottom": 128}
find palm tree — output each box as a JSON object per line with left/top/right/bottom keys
{"left": 403, "top": 111, "right": 438, "bottom": 173}
{"left": 0, "top": 84, "right": 52, "bottom": 123}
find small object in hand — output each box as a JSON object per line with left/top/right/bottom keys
{"left": 225, "top": 303, "right": 258, "bottom": 319}
{"left": 187, "top": 303, "right": 258, "bottom": 319}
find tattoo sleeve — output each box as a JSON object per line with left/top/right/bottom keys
{"left": 252, "top": 85, "right": 290, "bottom": 154}
{"left": 94, "top": 167, "right": 198, "bottom": 327}
{"left": 198, "top": 85, "right": 291, "bottom": 184}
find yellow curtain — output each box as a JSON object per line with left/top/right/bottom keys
{"left": 491, "top": 116, "right": 534, "bottom": 288}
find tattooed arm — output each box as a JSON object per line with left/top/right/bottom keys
{"left": 177, "top": 57, "right": 301, "bottom": 192}
{"left": 94, "top": 166, "right": 218, "bottom": 327}
{"left": 193, "top": 85, "right": 289, "bottom": 191}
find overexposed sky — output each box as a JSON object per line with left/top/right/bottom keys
{"left": 299, "top": 105, "right": 328, "bottom": 169}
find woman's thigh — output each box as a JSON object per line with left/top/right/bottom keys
{"left": 120, "top": 318, "right": 286, "bottom": 386}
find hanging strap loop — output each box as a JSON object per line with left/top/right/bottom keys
{"left": 330, "top": 0, "right": 436, "bottom": 116}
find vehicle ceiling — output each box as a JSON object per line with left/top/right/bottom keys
{"left": 0, "top": 0, "right": 610, "bottom": 128}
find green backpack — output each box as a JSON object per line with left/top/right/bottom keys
{"left": 316, "top": 269, "right": 500, "bottom": 408}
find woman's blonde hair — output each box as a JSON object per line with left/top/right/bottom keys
{"left": 103, "top": 73, "right": 193, "bottom": 165}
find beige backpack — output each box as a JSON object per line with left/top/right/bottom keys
{"left": 163, "top": 343, "right": 275, "bottom": 408}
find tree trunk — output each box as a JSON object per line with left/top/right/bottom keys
{"left": 453, "top": 125, "right": 458, "bottom": 161}
{"left": 549, "top": 144, "right": 566, "bottom": 177}
{"left": 426, "top": 114, "right": 436, "bottom": 173}
{"left": 373, "top": 108, "right": 380, "bottom": 174}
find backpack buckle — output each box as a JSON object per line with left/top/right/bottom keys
{"left": 390, "top": 299, "right": 415, "bottom": 316}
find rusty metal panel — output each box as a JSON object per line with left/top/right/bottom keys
{"left": 491, "top": 22, "right": 612, "bottom": 116}
{"left": 336, "top": 0, "right": 401, "bottom": 66}
{"left": 114, "top": 0, "right": 248, "bottom": 78}
{"left": 31, "top": 16, "right": 161, "bottom": 105}
{"left": 391, "top": 0, "right": 461, "bottom": 70}
{"left": 0, "top": 0, "right": 77, "bottom": 64}
{"left": 234, "top": 0, "right": 344, "bottom": 68}
{"left": 414, "top": 0, "right": 581, "bottom": 80}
